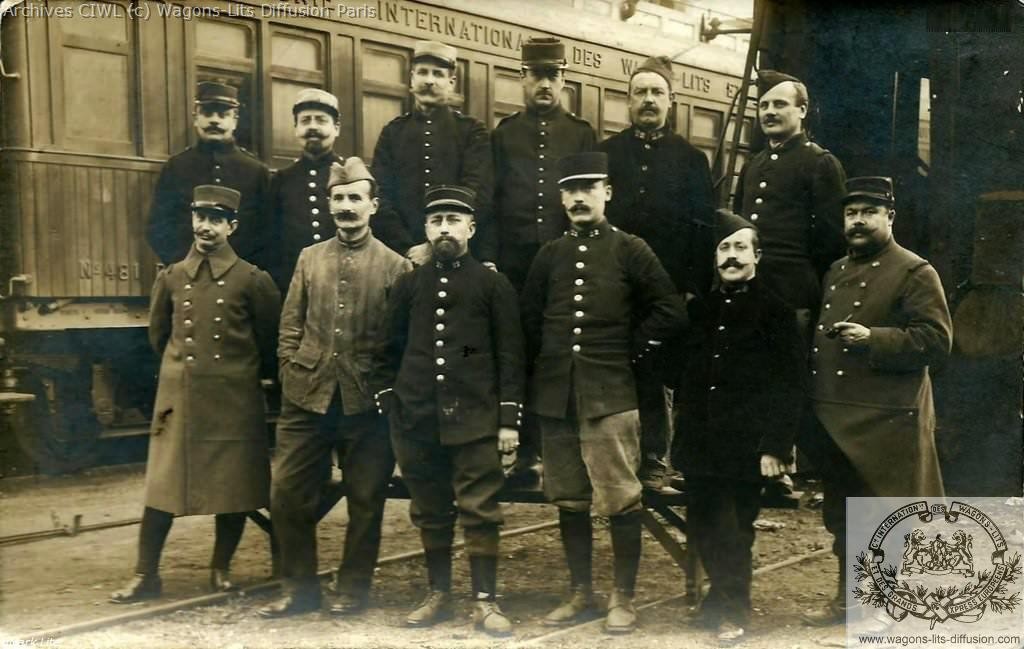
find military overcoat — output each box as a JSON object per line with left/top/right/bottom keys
{"left": 144, "top": 244, "right": 281, "bottom": 515}
{"left": 810, "top": 240, "right": 951, "bottom": 496}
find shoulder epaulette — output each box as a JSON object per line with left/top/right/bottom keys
{"left": 565, "top": 111, "right": 593, "bottom": 127}
{"left": 805, "top": 140, "right": 831, "bottom": 156}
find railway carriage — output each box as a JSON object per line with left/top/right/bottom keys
{"left": 0, "top": 0, "right": 752, "bottom": 474}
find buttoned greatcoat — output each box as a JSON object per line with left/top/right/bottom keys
{"left": 672, "top": 280, "right": 805, "bottom": 482}
{"left": 520, "top": 222, "right": 687, "bottom": 419}
{"left": 147, "top": 141, "right": 271, "bottom": 267}
{"left": 145, "top": 244, "right": 281, "bottom": 515}
{"left": 598, "top": 126, "right": 716, "bottom": 296}
{"left": 370, "top": 255, "right": 525, "bottom": 445}
{"left": 278, "top": 233, "right": 411, "bottom": 416}
{"left": 811, "top": 239, "right": 951, "bottom": 496}
{"left": 370, "top": 106, "right": 493, "bottom": 257}
{"left": 267, "top": 151, "right": 345, "bottom": 293}
{"left": 733, "top": 133, "right": 847, "bottom": 309}
{"left": 491, "top": 106, "right": 596, "bottom": 261}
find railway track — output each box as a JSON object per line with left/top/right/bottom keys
{"left": 13, "top": 518, "right": 831, "bottom": 647}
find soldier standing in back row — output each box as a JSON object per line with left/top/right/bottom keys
{"left": 371, "top": 41, "right": 493, "bottom": 266}
{"left": 267, "top": 89, "right": 345, "bottom": 294}
{"left": 733, "top": 70, "right": 847, "bottom": 331}
{"left": 147, "top": 82, "right": 271, "bottom": 267}
{"left": 598, "top": 55, "right": 716, "bottom": 491}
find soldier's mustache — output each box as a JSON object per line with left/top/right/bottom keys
{"left": 303, "top": 130, "right": 324, "bottom": 139}
{"left": 718, "top": 259, "right": 745, "bottom": 270}
{"left": 569, "top": 205, "right": 590, "bottom": 213}
{"left": 847, "top": 226, "right": 873, "bottom": 236}
{"left": 334, "top": 211, "right": 358, "bottom": 221}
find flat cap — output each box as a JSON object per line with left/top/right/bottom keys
{"left": 714, "top": 208, "right": 758, "bottom": 245}
{"left": 842, "top": 176, "right": 895, "bottom": 206}
{"left": 192, "top": 185, "right": 241, "bottom": 214}
{"left": 756, "top": 69, "right": 801, "bottom": 94}
{"left": 522, "top": 37, "right": 567, "bottom": 69}
{"left": 557, "top": 152, "right": 608, "bottom": 184}
{"left": 327, "top": 157, "right": 375, "bottom": 190}
{"left": 424, "top": 185, "right": 476, "bottom": 214}
{"left": 292, "top": 88, "right": 340, "bottom": 120}
{"left": 195, "top": 81, "right": 240, "bottom": 108}
{"left": 632, "top": 55, "right": 674, "bottom": 90}
{"left": 413, "top": 40, "right": 457, "bottom": 68}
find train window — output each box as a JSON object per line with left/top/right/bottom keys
{"left": 195, "top": 20, "right": 253, "bottom": 60}
{"left": 52, "top": 1, "right": 135, "bottom": 154}
{"left": 493, "top": 68, "right": 525, "bottom": 126}
{"left": 562, "top": 80, "right": 581, "bottom": 116}
{"left": 691, "top": 108, "right": 722, "bottom": 140}
{"left": 725, "top": 117, "right": 753, "bottom": 147}
{"left": 270, "top": 29, "right": 328, "bottom": 160}
{"left": 675, "top": 101, "right": 690, "bottom": 136}
{"left": 918, "top": 78, "right": 931, "bottom": 169}
{"left": 602, "top": 89, "right": 630, "bottom": 139}
{"left": 194, "top": 19, "right": 257, "bottom": 153}
{"left": 451, "top": 59, "right": 468, "bottom": 111}
{"left": 272, "top": 34, "right": 323, "bottom": 71}
{"left": 362, "top": 43, "right": 410, "bottom": 160}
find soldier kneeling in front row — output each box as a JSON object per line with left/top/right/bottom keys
{"left": 370, "top": 186, "right": 525, "bottom": 637}
{"left": 112, "top": 186, "right": 281, "bottom": 603}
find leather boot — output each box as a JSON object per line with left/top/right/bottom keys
{"left": 405, "top": 590, "right": 453, "bottom": 627}
{"left": 257, "top": 583, "right": 321, "bottom": 618}
{"left": 472, "top": 599, "right": 513, "bottom": 636}
{"left": 209, "top": 568, "right": 237, "bottom": 593}
{"left": 543, "top": 586, "right": 596, "bottom": 626}
{"left": 110, "top": 573, "right": 162, "bottom": 604}
{"left": 604, "top": 589, "right": 637, "bottom": 634}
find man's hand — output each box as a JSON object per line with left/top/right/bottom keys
{"left": 482, "top": 261, "right": 498, "bottom": 272}
{"left": 760, "top": 453, "right": 787, "bottom": 479}
{"left": 833, "top": 321, "right": 871, "bottom": 347}
{"left": 498, "top": 427, "right": 519, "bottom": 455}
{"left": 406, "top": 243, "right": 433, "bottom": 267}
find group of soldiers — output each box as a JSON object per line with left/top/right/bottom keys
{"left": 113, "top": 35, "right": 953, "bottom": 645}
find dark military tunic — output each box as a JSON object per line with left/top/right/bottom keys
{"left": 733, "top": 132, "right": 847, "bottom": 309}
{"left": 491, "top": 106, "right": 596, "bottom": 285}
{"left": 371, "top": 255, "right": 525, "bottom": 445}
{"left": 520, "top": 222, "right": 687, "bottom": 419}
{"left": 147, "top": 141, "right": 271, "bottom": 267}
{"left": 370, "top": 106, "right": 492, "bottom": 257}
{"left": 145, "top": 244, "right": 281, "bottom": 515}
{"left": 267, "top": 151, "right": 344, "bottom": 293}
{"left": 811, "top": 239, "right": 951, "bottom": 496}
{"left": 672, "top": 279, "right": 805, "bottom": 482}
{"left": 599, "top": 126, "right": 716, "bottom": 296}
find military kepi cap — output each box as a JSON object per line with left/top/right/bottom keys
{"left": 195, "top": 81, "right": 240, "bottom": 108}
{"left": 714, "top": 208, "right": 758, "bottom": 245}
{"left": 293, "top": 88, "right": 340, "bottom": 120}
{"left": 756, "top": 69, "right": 801, "bottom": 94}
{"left": 424, "top": 185, "right": 476, "bottom": 214}
{"left": 413, "top": 40, "right": 457, "bottom": 68}
{"left": 192, "top": 185, "right": 241, "bottom": 215}
{"left": 522, "top": 37, "right": 567, "bottom": 69}
{"left": 842, "top": 176, "right": 895, "bottom": 206}
{"left": 557, "top": 152, "right": 608, "bottom": 184}
{"left": 632, "top": 56, "right": 673, "bottom": 90}
{"left": 327, "top": 157, "right": 375, "bottom": 190}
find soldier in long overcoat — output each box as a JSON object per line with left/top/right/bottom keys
{"left": 671, "top": 210, "right": 805, "bottom": 644}
{"left": 802, "top": 176, "right": 951, "bottom": 626}
{"left": 112, "top": 186, "right": 280, "bottom": 603}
